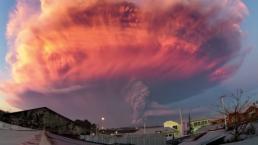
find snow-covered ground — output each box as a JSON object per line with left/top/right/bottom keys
{"left": 223, "top": 136, "right": 258, "bottom": 145}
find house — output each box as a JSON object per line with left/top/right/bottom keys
{"left": 190, "top": 119, "right": 210, "bottom": 132}
{"left": 227, "top": 112, "right": 245, "bottom": 127}
{"left": 210, "top": 118, "right": 225, "bottom": 125}
{"left": 179, "top": 119, "right": 211, "bottom": 135}
{"left": 163, "top": 120, "right": 181, "bottom": 138}
{"left": 164, "top": 121, "right": 180, "bottom": 130}
{"left": 227, "top": 104, "right": 258, "bottom": 128}
{"left": 244, "top": 105, "right": 258, "bottom": 121}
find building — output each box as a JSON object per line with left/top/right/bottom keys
{"left": 244, "top": 105, "right": 258, "bottom": 121}
{"left": 0, "top": 110, "right": 4, "bottom": 120}
{"left": 163, "top": 119, "right": 211, "bottom": 136}
{"left": 164, "top": 121, "right": 180, "bottom": 130}
{"left": 163, "top": 121, "right": 181, "bottom": 138}
{"left": 1, "top": 107, "right": 91, "bottom": 135}
{"left": 190, "top": 119, "right": 210, "bottom": 132}
{"left": 178, "top": 119, "right": 211, "bottom": 135}
{"left": 227, "top": 104, "right": 258, "bottom": 128}
{"left": 210, "top": 118, "right": 225, "bottom": 125}
{"left": 134, "top": 126, "right": 166, "bottom": 134}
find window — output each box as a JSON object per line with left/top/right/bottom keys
{"left": 173, "top": 126, "right": 178, "bottom": 129}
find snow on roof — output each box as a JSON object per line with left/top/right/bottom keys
{"left": 179, "top": 129, "right": 226, "bottom": 145}
{"left": 197, "top": 124, "right": 224, "bottom": 133}
{"left": 0, "top": 121, "right": 41, "bottom": 145}
{"left": 0, "top": 121, "right": 34, "bottom": 130}
{"left": 0, "top": 130, "right": 41, "bottom": 145}
{"left": 0, "top": 129, "right": 104, "bottom": 145}
{"left": 0, "top": 121, "right": 104, "bottom": 145}
{"left": 223, "top": 136, "right": 258, "bottom": 145}
{"left": 47, "top": 132, "right": 104, "bottom": 145}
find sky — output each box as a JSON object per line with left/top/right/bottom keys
{"left": 0, "top": 0, "right": 16, "bottom": 111}
{"left": 0, "top": 1, "right": 14, "bottom": 70}
{"left": 0, "top": 0, "right": 258, "bottom": 128}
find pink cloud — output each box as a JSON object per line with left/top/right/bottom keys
{"left": 1, "top": 0, "right": 248, "bottom": 126}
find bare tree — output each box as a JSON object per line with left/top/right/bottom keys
{"left": 218, "top": 89, "right": 251, "bottom": 141}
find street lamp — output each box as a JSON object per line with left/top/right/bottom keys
{"left": 101, "top": 116, "right": 105, "bottom": 130}
{"left": 100, "top": 116, "right": 105, "bottom": 144}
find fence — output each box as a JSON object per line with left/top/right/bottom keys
{"left": 81, "top": 133, "right": 166, "bottom": 145}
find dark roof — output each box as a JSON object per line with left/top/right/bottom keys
{"left": 139, "top": 125, "right": 163, "bottom": 129}
{"left": 5, "top": 107, "right": 74, "bottom": 123}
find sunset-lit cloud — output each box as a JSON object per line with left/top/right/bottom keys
{"left": 1, "top": 0, "right": 248, "bottom": 126}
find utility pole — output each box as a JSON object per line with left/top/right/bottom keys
{"left": 179, "top": 109, "right": 184, "bottom": 137}
{"left": 143, "top": 117, "right": 146, "bottom": 145}
{"left": 220, "top": 96, "right": 227, "bottom": 129}
{"left": 143, "top": 121, "right": 146, "bottom": 134}
{"left": 187, "top": 112, "right": 193, "bottom": 135}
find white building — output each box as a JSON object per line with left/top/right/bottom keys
{"left": 163, "top": 121, "right": 181, "bottom": 138}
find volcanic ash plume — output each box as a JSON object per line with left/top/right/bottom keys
{"left": 2, "top": 0, "right": 248, "bottom": 125}
{"left": 125, "top": 80, "right": 150, "bottom": 124}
